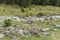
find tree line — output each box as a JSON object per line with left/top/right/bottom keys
{"left": 0, "top": 0, "right": 60, "bottom": 7}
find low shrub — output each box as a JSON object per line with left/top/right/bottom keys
{"left": 4, "top": 19, "right": 12, "bottom": 27}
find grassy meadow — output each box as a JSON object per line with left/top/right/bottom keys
{"left": 0, "top": 4, "right": 60, "bottom": 40}
{"left": 0, "top": 4, "right": 60, "bottom": 16}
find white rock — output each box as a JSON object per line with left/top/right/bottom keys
{"left": 0, "top": 34, "right": 5, "bottom": 38}
{"left": 52, "top": 34, "right": 55, "bottom": 37}
{"left": 52, "top": 16, "right": 60, "bottom": 20}
{"left": 55, "top": 25, "right": 60, "bottom": 28}
{"left": 39, "top": 17, "right": 45, "bottom": 22}
{"left": 12, "top": 17, "right": 21, "bottom": 21}
{"left": 18, "top": 29, "right": 24, "bottom": 35}
{"left": 42, "top": 32, "right": 50, "bottom": 37}
{"left": 41, "top": 28, "right": 51, "bottom": 32}
{"left": 11, "top": 36, "right": 18, "bottom": 40}
{"left": 43, "top": 32, "right": 49, "bottom": 35}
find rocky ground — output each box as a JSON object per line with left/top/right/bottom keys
{"left": 0, "top": 15, "right": 60, "bottom": 40}
{"left": 0, "top": 4, "right": 60, "bottom": 40}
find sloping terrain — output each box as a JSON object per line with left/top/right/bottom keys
{"left": 0, "top": 4, "right": 60, "bottom": 40}
{"left": 0, "top": 4, "right": 60, "bottom": 16}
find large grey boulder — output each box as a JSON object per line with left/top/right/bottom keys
{"left": 52, "top": 16, "right": 60, "bottom": 20}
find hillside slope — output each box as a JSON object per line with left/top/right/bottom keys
{"left": 0, "top": 4, "right": 60, "bottom": 16}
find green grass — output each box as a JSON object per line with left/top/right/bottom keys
{"left": 0, "top": 19, "right": 59, "bottom": 40}
{"left": 0, "top": 4, "right": 60, "bottom": 40}
{"left": 0, "top": 18, "right": 60, "bottom": 40}
{"left": 0, "top": 4, "right": 60, "bottom": 16}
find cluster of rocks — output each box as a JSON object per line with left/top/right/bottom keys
{"left": 0, "top": 26, "right": 53, "bottom": 38}
{"left": 0, "top": 15, "right": 60, "bottom": 22}
{"left": 0, "top": 24, "right": 59, "bottom": 39}
{"left": 0, "top": 15, "right": 60, "bottom": 39}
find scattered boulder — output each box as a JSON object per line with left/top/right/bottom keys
{"left": 22, "top": 24, "right": 30, "bottom": 27}
{"left": 12, "top": 17, "right": 21, "bottom": 22}
{"left": 52, "top": 16, "right": 60, "bottom": 20}
{"left": 30, "top": 29, "right": 40, "bottom": 36}
{"left": 4, "top": 28, "right": 11, "bottom": 34}
{"left": 41, "top": 28, "right": 52, "bottom": 32}
{"left": 39, "top": 17, "right": 45, "bottom": 22}
{"left": 17, "top": 29, "right": 24, "bottom": 37}
{"left": 32, "top": 26, "right": 41, "bottom": 30}
{"left": 0, "top": 34, "right": 5, "bottom": 39}
{"left": 11, "top": 36, "right": 18, "bottom": 40}
{"left": 27, "top": 19, "right": 33, "bottom": 24}
{"left": 42, "top": 32, "right": 50, "bottom": 37}
{"left": 24, "top": 30, "right": 31, "bottom": 37}
{"left": 47, "top": 22, "right": 55, "bottom": 26}
{"left": 55, "top": 25, "right": 60, "bottom": 28}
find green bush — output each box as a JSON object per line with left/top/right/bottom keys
{"left": 4, "top": 19, "right": 12, "bottom": 27}
{"left": 29, "top": 13, "right": 33, "bottom": 16}
{"left": 37, "top": 12, "right": 44, "bottom": 17}
{"left": 21, "top": 8, "right": 25, "bottom": 13}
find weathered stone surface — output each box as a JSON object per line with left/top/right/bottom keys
{"left": 32, "top": 26, "right": 41, "bottom": 30}
{"left": 39, "top": 17, "right": 45, "bottom": 22}
{"left": 47, "top": 22, "right": 55, "bottom": 26}
{"left": 41, "top": 28, "right": 52, "bottom": 32}
{"left": 0, "top": 16, "right": 60, "bottom": 22}
{"left": 42, "top": 32, "right": 50, "bottom": 37}
{"left": 52, "top": 16, "right": 60, "bottom": 20}
{"left": 12, "top": 17, "right": 21, "bottom": 21}
{"left": 0, "top": 34, "right": 5, "bottom": 38}
{"left": 24, "top": 30, "right": 31, "bottom": 37}
{"left": 30, "top": 29, "right": 39, "bottom": 36}
{"left": 55, "top": 25, "right": 60, "bottom": 28}
{"left": 26, "top": 19, "right": 33, "bottom": 24}
{"left": 11, "top": 36, "right": 18, "bottom": 40}
{"left": 17, "top": 29, "right": 24, "bottom": 37}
